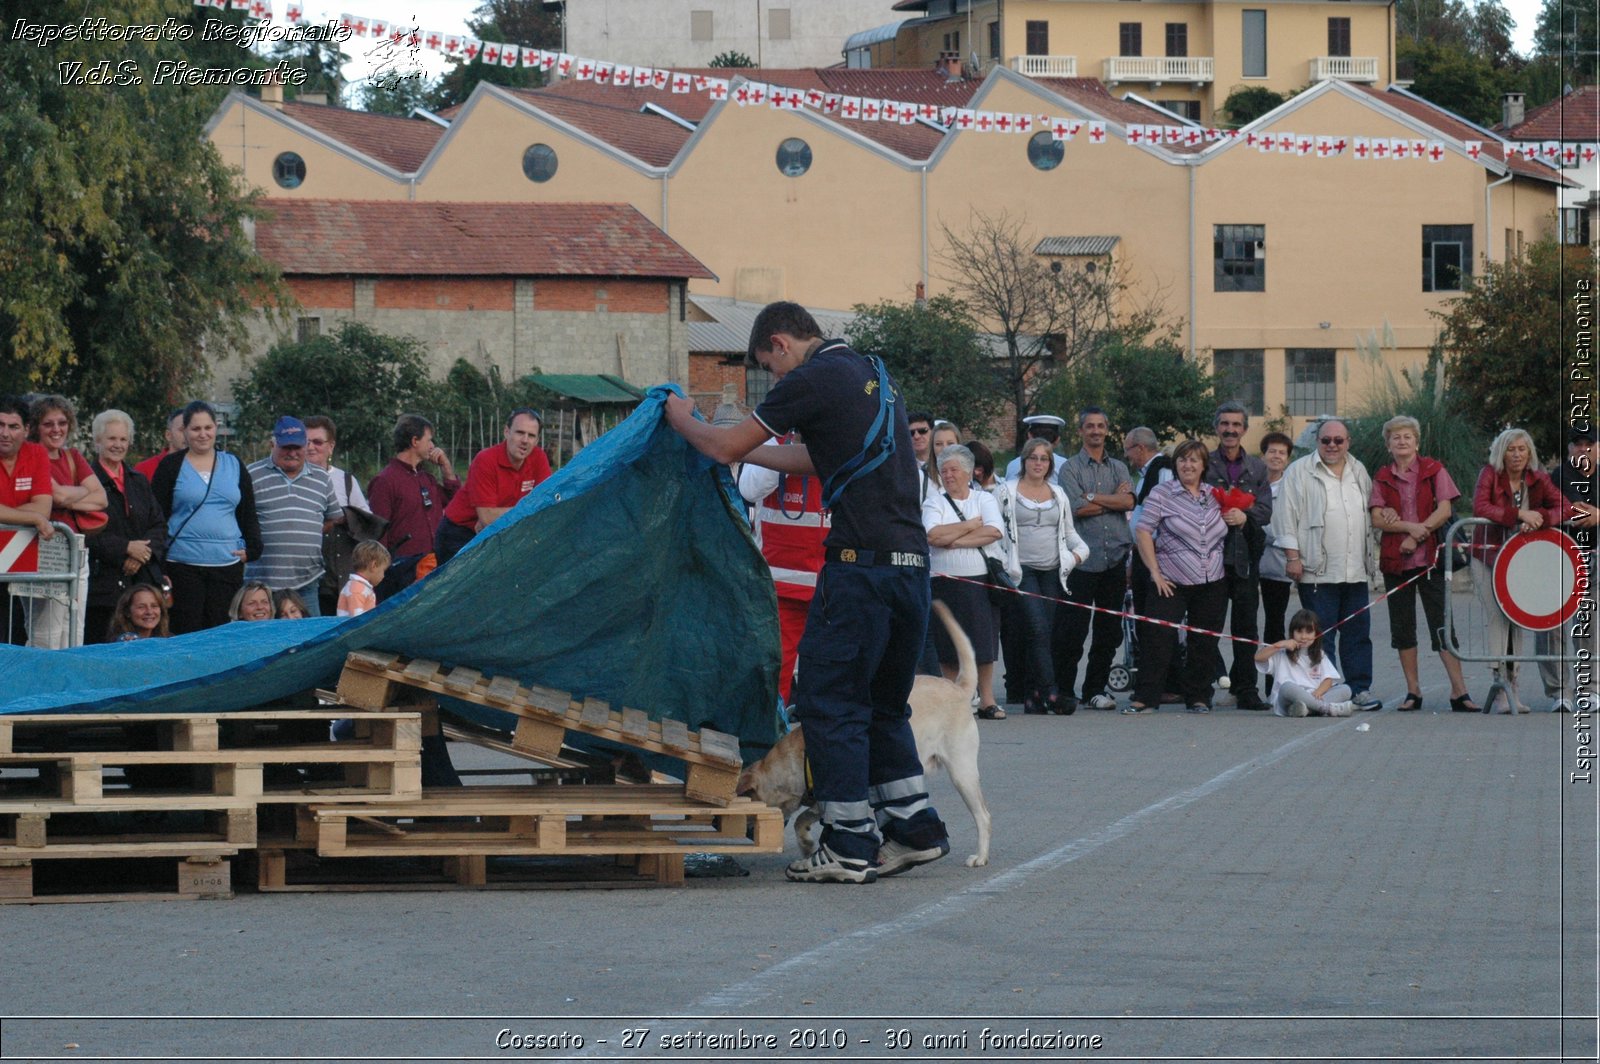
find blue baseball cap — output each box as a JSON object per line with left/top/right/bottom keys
{"left": 272, "top": 416, "right": 308, "bottom": 447}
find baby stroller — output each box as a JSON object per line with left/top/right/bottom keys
{"left": 1107, "top": 588, "right": 1138, "bottom": 693}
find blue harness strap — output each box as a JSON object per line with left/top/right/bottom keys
{"left": 818, "top": 354, "right": 896, "bottom": 511}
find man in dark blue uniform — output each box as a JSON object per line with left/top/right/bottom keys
{"left": 665, "top": 301, "right": 950, "bottom": 884}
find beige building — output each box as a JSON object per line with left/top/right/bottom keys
{"left": 205, "top": 61, "right": 1565, "bottom": 438}
{"left": 876, "top": 0, "right": 1394, "bottom": 126}
{"left": 544, "top": 0, "right": 908, "bottom": 69}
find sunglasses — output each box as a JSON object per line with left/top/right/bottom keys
{"left": 910, "top": 427, "right": 931, "bottom": 435}
{"left": 1319, "top": 436, "right": 1348, "bottom": 445}
{"left": 418, "top": 484, "right": 433, "bottom": 509}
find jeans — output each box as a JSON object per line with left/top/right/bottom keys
{"left": 290, "top": 578, "right": 322, "bottom": 617}
{"left": 792, "top": 561, "right": 948, "bottom": 862}
{"left": 1296, "top": 580, "right": 1373, "bottom": 695}
{"left": 1017, "top": 566, "right": 1063, "bottom": 695}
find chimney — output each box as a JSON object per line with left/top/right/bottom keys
{"left": 936, "top": 51, "right": 963, "bottom": 81}
{"left": 1502, "top": 92, "right": 1525, "bottom": 130}
{"left": 260, "top": 71, "right": 284, "bottom": 110}
{"left": 914, "top": 281, "right": 926, "bottom": 305}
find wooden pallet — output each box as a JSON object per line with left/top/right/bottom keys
{"left": 0, "top": 798, "right": 256, "bottom": 853}
{"left": 0, "top": 847, "right": 234, "bottom": 904}
{"left": 303, "top": 784, "right": 784, "bottom": 860}
{"left": 0, "top": 709, "right": 422, "bottom": 805}
{"left": 250, "top": 843, "right": 685, "bottom": 891}
{"left": 336, "top": 652, "right": 744, "bottom": 805}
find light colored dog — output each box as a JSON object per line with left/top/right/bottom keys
{"left": 737, "top": 601, "right": 992, "bottom": 867}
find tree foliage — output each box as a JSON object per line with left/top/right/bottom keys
{"left": 845, "top": 296, "right": 1005, "bottom": 437}
{"left": 1034, "top": 321, "right": 1220, "bottom": 443}
{"left": 232, "top": 322, "right": 431, "bottom": 471}
{"left": 938, "top": 210, "right": 1121, "bottom": 449}
{"left": 1220, "top": 86, "right": 1288, "bottom": 126}
{"left": 1534, "top": 0, "right": 1598, "bottom": 83}
{"left": 1437, "top": 238, "right": 1598, "bottom": 457}
{"left": 708, "top": 51, "right": 756, "bottom": 68}
{"left": 0, "top": 0, "right": 286, "bottom": 448}
{"left": 427, "top": 0, "right": 560, "bottom": 110}
{"left": 1398, "top": 36, "right": 1509, "bottom": 125}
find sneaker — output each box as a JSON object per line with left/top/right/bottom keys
{"left": 876, "top": 838, "right": 950, "bottom": 878}
{"left": 1353, "top": 691, "right": 1383, "bottom": 712}
{"left": 1284, "top": 700, "right": 1309, "bottom": 718}
{"left": 1088, "top": 693, "right": 1117, "bottom": 711}
{"left": 1213, "top": 690, "right": 1238, "bottom": 707}
{"left": 1186, "top": 702, "right": 1212, "bottom": 713}
{"left": 1553, "top": 699, "right": 1574, "bottom": 714}
{"left": 1325, "top": 700, "right": 1355, "bottom": 717}
{"left": 785, "top": 844, "right": 878, "bottom": 884}
{"left": 1120, "top": 702, "right": 1153, "bottom": 715}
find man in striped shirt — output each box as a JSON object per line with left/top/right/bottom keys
{"left": 245, "top": 416, "right": 343, "bottom": 616}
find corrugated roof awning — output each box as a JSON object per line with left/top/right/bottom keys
{"left": 522, "top": 374, "right": 646, "bottom": 403}
{"left": 845, "top": 21, "right": 906, "bottom": 51}
{"left": 1036, "top": 236, "right": 1121, "bottom": 256}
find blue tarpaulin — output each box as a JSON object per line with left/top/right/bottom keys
{"left": 0, "top": 387, "right": 783, "bottom": 761}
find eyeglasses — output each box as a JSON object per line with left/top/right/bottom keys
{"left": 418, "top": 484, "right": 433, "bottom": 509}
{"left": 910, "top": 427, "right": 931, "bottom": 436}
{"left": 1319, "top": 436, "right": 1348, "bottom": 445}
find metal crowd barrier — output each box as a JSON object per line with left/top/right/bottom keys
{"left": 1442, "top": 516, "right": 1581, "bottom": 712}
{"left": 1, "top": 521, "right": 85, "bottom": 648}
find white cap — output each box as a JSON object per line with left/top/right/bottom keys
{"left": 1022, "top": 414, "right": 1066, "bottom": 429}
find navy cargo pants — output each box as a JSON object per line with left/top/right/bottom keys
{"left": 792, "top": 558, "right": 949, "bottom": 863}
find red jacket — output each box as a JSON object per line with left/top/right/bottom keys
{"left": 1470, "top": 464, "right": 1571, "bottom": 564}
{"left": 1373, "top": 456, "right": 1444, "bottom": 574}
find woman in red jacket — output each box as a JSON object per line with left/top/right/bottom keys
{"left": 1470, "top": 428, "right": 1572, "bottom": 712}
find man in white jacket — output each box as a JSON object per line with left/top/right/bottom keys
{"left": 1268, "top": 419, "right": 1382, "bottom": 711}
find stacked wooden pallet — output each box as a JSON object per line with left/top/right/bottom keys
{"left": 0, "top": 708, "right": 422, "bottom": 903}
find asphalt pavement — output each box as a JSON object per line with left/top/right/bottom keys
{"left": 0, "top": 586, "right": 1595, "bottom": 1063}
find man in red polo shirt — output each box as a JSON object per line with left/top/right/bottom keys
{"left": 434, "top": 408, "right": 551, "bottom": 565}
{"left": 1, "top": 395, "right": 56, "bottom": 644}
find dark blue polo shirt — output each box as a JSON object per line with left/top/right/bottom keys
{"left": 753, "top": 340, "right": 926, "bottom": 554}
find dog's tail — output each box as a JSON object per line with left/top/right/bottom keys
{"left": 930, "top": 599, "right": 977, "bottom": 701}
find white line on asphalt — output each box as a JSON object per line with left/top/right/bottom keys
{"left": 559, "top": 721, "right": 1347, "bottom": 1061}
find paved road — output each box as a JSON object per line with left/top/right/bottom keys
{"left": 1, "top": 589, "right": 1595, "bottom": 1063}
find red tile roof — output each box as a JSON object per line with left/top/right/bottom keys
{"left": 1351, "top": 85, "right": 1568, "bottom": 183}
{"left": 501, "top": 89, "right": 693, "bottom": 166}
{"left": 255, "top": 200, "right": 715, "bottom": 279}
{"left": 278, "top": 100, "right": 444, "bottom": 173}
{"left": 1499, "top": 86, "right": 1600, "bottom": 141}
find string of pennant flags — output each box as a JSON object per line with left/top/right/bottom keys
{"left": 198, "top": 0, "right": 1595, "bottom": 166}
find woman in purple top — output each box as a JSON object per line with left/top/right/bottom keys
{"left": 1127, "top": 439, "right": 1229, "bottom": 713}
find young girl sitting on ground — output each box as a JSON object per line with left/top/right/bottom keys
{"left": 1254, "top": 608, "right": 1354, "bottom": 717}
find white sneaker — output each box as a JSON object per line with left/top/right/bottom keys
{"left": 876, "top": 838, "right": 949, "bottom": 877}
{"left": 1553, "top": 699, "right": 1574, "bottom": 714}
{"left": 785, "top": 844, "right": 878, "bottom": 884}
{"left": 1088, "top": 693, "right": 1117, "bottom": 711}
{"left": 1213, "top": 690, "right": 1238, "bottom": 707}
{"left": 1325, "top": 700, "right": 1354, "bottom": 717}
{"left": 1284, "top": 700, "right": 1309, "bottom": 718}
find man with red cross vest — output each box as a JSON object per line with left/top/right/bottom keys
{"left": 739, "top": 433, "right": 831, "bottom": 706}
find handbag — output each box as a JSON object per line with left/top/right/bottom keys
{"left": 321, "top": 473, "right": 391, "bottom": 599}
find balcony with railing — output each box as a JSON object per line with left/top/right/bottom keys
{"left": 1102, "top": 56, "right": 1214, "bottom": 84}
{"left": 1309, "top": 56, "right": 1379, "bottom": 81}
{"left": 1010, "top": 54, "right": 1078, "bottom": 77}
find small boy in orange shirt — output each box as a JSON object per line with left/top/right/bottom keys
{"left": 337, "top": 540, "right": 391, "bottom": 617}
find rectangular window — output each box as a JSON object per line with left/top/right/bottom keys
{"left": 745, "top": 366, "right": 774, "bottom": 408}
{"left": 1422, "top": 224, "right": 1473, "bottom": 291}
{"left": 1561, "top": 207, "right": 1592, "bottom": 246}
{"left": 295, "top": 316, "right": 321, "bottom": 344}
{"left": 1214, "top": 223, "right": 1265, "bottom": 292}
{"left": 1213, "top": 350, "right": 1266, "bottom": 415}
{"left": 1120, "top": 22, "right": 1143, "bottom": 56}
{"left": 690, "top": 10, "right": 713, "bottom": 42}
{"left": 990, "top": 21, "right": 1002, "bottom": 59}
{"left": 1025, "top": 20, "right": 1048, "bottom": 55}
{"left": 1327, "top": 17, "right": 1351, "bottom": 57}
{"left": 1166, "top": 23, "right": 1188, "bottom": 57}
{"left": 1242, "top": 10, "right": 1267, "bottom": 77}
{"left": 1285, "top": 349, "right": 1336, "bottom": 415}
{"left": 768, "top": 8, "right": 790, "bottom": 40}
{"left": 1159, "top": 99, "right": 1201, "bottom": 121}
{"left": 942, "top": 29, "right": 960, "bottom": 53}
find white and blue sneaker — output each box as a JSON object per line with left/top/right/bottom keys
{"left": 786, "top": 844, "right": 878, "bottom": 884}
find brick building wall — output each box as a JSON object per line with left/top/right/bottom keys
{"left": 221, "top": 276, "right": 690, "bottom": 399}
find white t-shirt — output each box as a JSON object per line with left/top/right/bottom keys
{"left": 1256, "top": 648, "right": 1343, "bottom": 715}
{"left": 922, "top": 488, "right": 1003, "bottom": 578}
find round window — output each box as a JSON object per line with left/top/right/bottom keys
{"left": 776, "top": 137, "right": 813, "bottom": 177}
{"left": 522, "top": 143, "right": 558, "bottom": 183}
{"left": 1026, "top": 131, "right": 1064, "bottom": 171}
{"left": 272, "top": 152, "right": 306, "bottom": 189}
